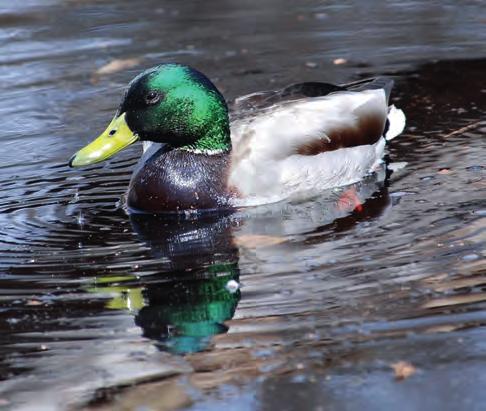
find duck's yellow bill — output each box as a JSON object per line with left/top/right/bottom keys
{"left": 69, "top": 112, "right": 138, "bottom": 167}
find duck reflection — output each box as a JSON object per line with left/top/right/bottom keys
{"left": 94, "top": 170, "right": 392, "bottom": 355}
{"left": 129, "top": 213, "right": 240, "bottom": 354}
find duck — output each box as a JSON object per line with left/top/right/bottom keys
{"left": 69, "top": 63, "right": 405, "bottom": 213}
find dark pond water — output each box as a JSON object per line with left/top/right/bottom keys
{"left": 0, "top": 1, "right": 485, "bottom": 410}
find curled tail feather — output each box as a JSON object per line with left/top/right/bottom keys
{"left": 385, "top": 105, "right": 406, "bottom": 141}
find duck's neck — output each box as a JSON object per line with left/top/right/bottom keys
{"left": 181, "top": 120, "right": 231, "bottom": 154}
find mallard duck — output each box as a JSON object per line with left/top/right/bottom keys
{"left": 69, "top": 63, "right": 405, "bottom": 213}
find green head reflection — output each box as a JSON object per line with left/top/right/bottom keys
{"left": 136, "top": 263, "right": 240, "bottom": 354}
{"left": 90, "top": 262, "right": 239, "bottom": 354}
{"left": 89, "top": 212, "right": 241, "bottom": 355}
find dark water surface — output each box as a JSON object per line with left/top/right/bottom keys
{"left": 0, "top": 1, "right": 485, "bottom": 410}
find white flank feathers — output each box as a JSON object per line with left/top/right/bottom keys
{"left": 229, "top": 89, "right": 396, "bottom": 205}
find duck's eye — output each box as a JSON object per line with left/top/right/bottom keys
{"left": 145, "top": 91, "right": 161, "bottom": 105}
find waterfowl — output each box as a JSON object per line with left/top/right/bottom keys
{"left": 69, "top": 63, "right": 405, "bottom": 213}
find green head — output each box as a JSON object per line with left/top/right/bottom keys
{"left": 69, "top": 64, "right": 231, "bottom": 167}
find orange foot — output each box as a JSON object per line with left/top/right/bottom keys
{"left": 337, "top": 187, "right": 363, "bottom": 213}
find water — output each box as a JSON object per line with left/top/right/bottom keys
{"left": 0, "top": 1, "right": 485, "bottom": 410}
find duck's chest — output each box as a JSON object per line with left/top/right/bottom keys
{"left": 127, "top": 149, "right": 232, "bottom": 213}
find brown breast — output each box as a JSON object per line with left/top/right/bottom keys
{"left": 127, "top": 149, "right": 233, "bottom": 213}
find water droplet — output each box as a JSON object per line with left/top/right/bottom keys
{"left": 291, "top": 374, "right": 307, "bottom": 383}
{"left": 6, "top": 318, "right": 19, "bottom": 325}
{"left": 76, "top": 211, "right": 85, "bottom": 227}
{"left": 314, "top": 12, "right": 328, "bottom": 20}
{"left": 225, "top": 280, "right": 240, "bottom": 293}
{"left": 462, "top": 254, "right": 480, "bottom": 262}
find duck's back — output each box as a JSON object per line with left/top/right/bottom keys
{"left": 228, "top": 78, "right": 403, "bottom": 205}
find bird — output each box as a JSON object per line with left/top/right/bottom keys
{"left": 69, "top": 63, "right": 405, "bottom": 213}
